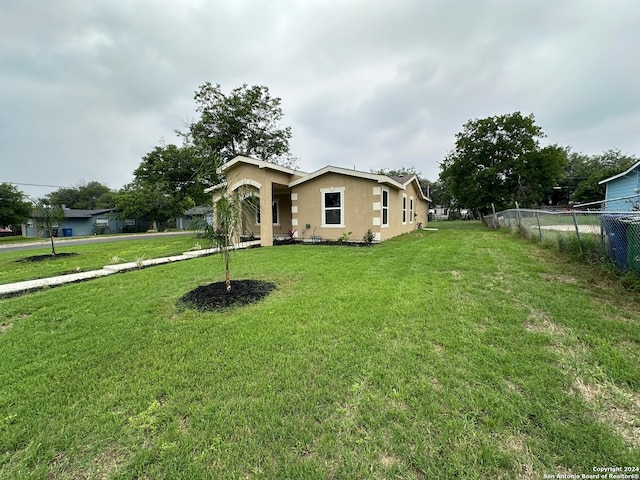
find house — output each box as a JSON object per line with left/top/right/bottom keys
{"left": 599, "top": 161, "right": 640, "bottom": 211}
{"left": 176, "top": 205, "right": 214, "bottom": 230}
{"left": 23, "top": 208, "right": 145, "bottom": 238}
{"left": 207, "top": 156, "right": 431, "bottom": 246}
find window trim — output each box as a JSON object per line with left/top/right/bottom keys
{"left": 409, "top": 196, "right": 414, "bottom": 224}
{"left": 321, "top": 187, "right": 345, "bottom": 228}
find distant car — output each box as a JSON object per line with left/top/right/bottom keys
{"left": 0, "top": 227, "right": 14, "bottom": 237}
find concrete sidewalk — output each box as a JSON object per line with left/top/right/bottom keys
{"left": 0, "top": 241, "right": 260, "bottom": 297}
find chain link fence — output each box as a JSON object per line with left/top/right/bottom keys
{"left": 483, "top": 208, "right": 640, "bottom": 272}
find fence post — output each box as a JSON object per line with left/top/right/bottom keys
{"left": 491, "top": 203, "right": 498, "bottom": 229}
{"left": 536, "top": 211, "right": 543, "bottom": 241}
{"left": 515, "top": 201, "right": 521, "bottom": 230}
{"left": 572, "top": 211, "right": 584, "bottom": 254}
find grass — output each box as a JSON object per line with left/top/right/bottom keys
{"left": 1, "top": 221, "right": 639, "bottom": 478}
{"left": 0, "top": 235, "right": 207, "bottom": 285}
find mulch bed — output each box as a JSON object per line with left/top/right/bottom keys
{"left": 15, "top": 252, "right": 78, "bottom": 263}
{"left": 179, "top": 279, "right": 276, "bottom": 312}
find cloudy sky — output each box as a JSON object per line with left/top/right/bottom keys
{"left": 2, "top": 0, "right": 639, "bottom": 199}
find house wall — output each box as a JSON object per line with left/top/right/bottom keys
{"left": 291, "top": 173, "right": 427, "bottom": 242}
{"left": 23, "top": 216, "right": 135, "bottom": 238}
{"left": 219, "top": 160, "right": 428, "bottom": 244}
{"left": 604, "top": 170, "right": 640, "bottom": 211}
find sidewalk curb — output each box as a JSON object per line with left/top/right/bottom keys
{"left": 0, "top": 241, "right": 260, "bottom": 297}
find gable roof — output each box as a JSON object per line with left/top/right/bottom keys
{"left": 218, "top": 155, "right": 306, "bottom": 176}
{"left": 598, "top": 161, "right": 640, "bottom": 185}
{"left": 211, "top": 156, "right": 431, "bottom": 201}
{"left": 289, "top": 165, "right": 406, "bottom": 189}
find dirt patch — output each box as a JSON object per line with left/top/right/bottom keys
{"left": 15, "top": 252, "right": 78, "bottom": 263}
{"left": 572, "top": 377, "right": 640, "bottom": 448}
{"left": 0, "top": 323, "right": 12, "bottom": 333}
{"left": 179, "top": 279, "right": 276, "bottom": 312}
{"left": 539, "top": 273, "right": 578, "bottom": 284}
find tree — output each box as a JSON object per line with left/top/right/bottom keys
{"left": 371, "top": 166, "right": 431, "bottom": 195}
{"left": 34, "top": 199, "right": 65, "bottom": 255}
{"left": 186, "top": 83, "right": 296, "bottom": 168}
{"left": 47, "top": 181, "right": 116, "bottom": 209}
{"left": 568, "top": 149, "right": 638, "bottom": 205}
{"left": 115, "top": 182, "right": 193, "bottom": 231}
{"left": 200, "top": 187, "right": 254, "bottom": 292}
{"left": 0, "top": 183, "right": 32, "bottom": 229}
{"left": 439, "top": 112, "right": 566, "bottom": 214}
{"left": 133, "top": 144, "right": 216, "bottom": 206}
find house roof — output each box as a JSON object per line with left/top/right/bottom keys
{"left": 288, "top": 165, "right": 407, "bottom": 189}
{"left": 184, "top": 205, "right": 213, "bottom": 216}
{"left": 217, "top": 155, "right": 306, "bottom": 177}
{"left": 31, "top": 208, "right": 114, "bottom": 218}
{"left": 598, "top": 161, "right": 640, "bottom": 185}
{"left": 209, "top": 156, "right": 431, "bottom": 201}
{"left": 63, "top": 209, "right": 113, "bottom": 218}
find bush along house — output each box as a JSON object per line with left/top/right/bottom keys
{"left": 207, "top": 156, "right": 431, "bottom": 246}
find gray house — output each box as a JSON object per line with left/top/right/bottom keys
{"left": 23, "top": 208, "right": 145, "bottom": 238}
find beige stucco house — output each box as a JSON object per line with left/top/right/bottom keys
{"left": 207, "top": 156, "right": 431, "bottom": 247}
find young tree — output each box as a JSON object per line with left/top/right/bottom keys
{"left": 34, "top": 199, "right": 65, "bottom": 255}
{"left": 186, "top": 83, "right": 296, "bottom": 168}
{"left": 439, "top": 112, "right": 566, "bottom": 213}
{"left": 200, "top": 188, "right": 252, "bottom": 292}
{"left": 0, "top": 183, "right": 32, "bottom": 229}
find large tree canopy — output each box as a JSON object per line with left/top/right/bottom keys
{"left": 186, "top": 83, "right": 296, "bottom": 168}
{"left": 115, "top": 182, "right": 194, "bottom": 230}
{"left": 133, "top": 144, "right": 215, "bottom": 206}
{"left": 47, "top": 181, "right": 116, "bottom": 209}
{"left": 439, "top": 112, "right": 566, "bottom": 213}
{"left": 0, "top": 183, "right": 32, "bottom": 228}
{"left": 566, "top": 149, "right": 638, "bottom": 205}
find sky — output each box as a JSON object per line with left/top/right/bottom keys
{"left": 1, "top": 0, "right": 639, "bottom": 200}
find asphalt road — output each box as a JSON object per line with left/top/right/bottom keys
{"left": 0, "top": 231, "right": 196, "bottom": 253}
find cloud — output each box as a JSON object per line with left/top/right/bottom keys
{"left": 1, "top": 0, "right": 639, "bottom": 199}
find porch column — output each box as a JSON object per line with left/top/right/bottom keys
{"left": 259, "top": 183, "right": 273, "bottom": 246}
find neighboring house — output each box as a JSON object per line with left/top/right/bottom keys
{"left": 207, "top": 156, "right": 431, "bottom": 246}
{"left": 176, "top": 205, "right": 214, "bottom": 230}
{"left": 599, "top": 161, "right": 640, "bottom": 211}
{"left": 23, "top": 208, "right": 144, "bottom": 238}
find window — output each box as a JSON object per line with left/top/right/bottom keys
{"left": 95, "top": 218, "right": 108, "bottom": 227}
{"left": 381, "top": 188, "right": 389, "bottom": 227}
{"left": 124, "top": 218, "right": 136, "bottom": 226}
{"left": 409, "top": 196, "right": 414, "bottom": 224}
{"left": 254, "top": 199, "right": 279, "bottom": 225}
{"left": 402, "top": 194, "right": 407, "bottom": 224}
{"left": 272, "top": 200, "right": 279, "bottom": 225}
{"left": 27, "top": 219, "right": 34, "bottom": 228}
{"left": 321, "top": 187, "right": 345, "bottom": 227}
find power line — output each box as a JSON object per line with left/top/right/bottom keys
{"left": 4, "top": 181, "right": 70, "bottom": 189}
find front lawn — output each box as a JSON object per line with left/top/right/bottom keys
{"left": 1, "top": 222, "right": 638, "bottom": 478}
{"left": 0, "top": 235, "right": 206, "bottom": 285}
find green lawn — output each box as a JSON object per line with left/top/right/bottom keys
{"left": 0, "top": 235, "right": 206, "bottom": 285}
{"left": 1, "top": 222, "right": 638, "bottom": 479}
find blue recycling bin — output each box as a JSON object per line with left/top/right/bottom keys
{"left": 62, "top": 227, "right": 73, "bottom": 237}
{"left": 601, "top": 215, "right": 627, "bottom": 270}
